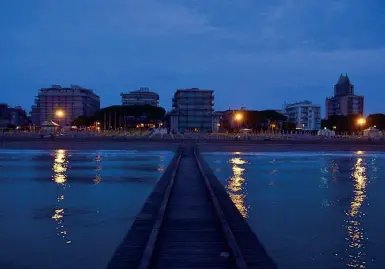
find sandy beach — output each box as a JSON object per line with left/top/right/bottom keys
{"left": 2, "top": 137, "right": 385, "bottom": 152}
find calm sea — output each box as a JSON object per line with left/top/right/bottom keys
{"left": 0, "top": 149, "right": 172, "bottom": 269}
{"left": 204, "top": 151, "right": 385, "bottom": 269}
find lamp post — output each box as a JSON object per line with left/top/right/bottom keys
{"left": 357, "top": 117, "right": 366, "bottom": 135}
{"left": 234, "top": 112, "right": 243, "bottom": 132}
{"left": 271, "top": 123, "right": 276, "bottom": 132}
{"left": 55, "top": 110, "right": 65, "bottom": 131}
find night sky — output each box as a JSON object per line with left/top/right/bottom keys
{"left": 1, "top": 0, "right": 385, "bottom": 114}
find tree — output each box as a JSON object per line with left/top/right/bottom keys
{"left": 281, "top": 121, "right": 296, "bottom": 130}
{"left": 322, "top": 114, "right": 362, "bottom": 132}
{"left": 367, "top": 114, "right": 385, "bottom": 130}
{"left": 94, "top": 105, "right": 166, "bottom": 129}
{"left": 72, "top": 116, "right": 95, "bottom": 127}
{"left": 221, "top": 109, "right": 288, "bottom": 131}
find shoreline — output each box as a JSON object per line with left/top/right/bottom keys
{"left": 2, "top": 138, "right": 385, "bottom": 152}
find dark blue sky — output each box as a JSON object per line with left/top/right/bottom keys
{"left": 1, "top": 0, "right": 385, "bottom": 114}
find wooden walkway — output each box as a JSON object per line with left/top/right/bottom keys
{"left": 106, "top": 145, "right": 277, "bottom": 269}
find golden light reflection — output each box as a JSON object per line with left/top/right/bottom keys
{"left": 230, "top": 157, "right": 247, "bottom": 165}
{"left": 53, "top": 149, "right": 68, "bottom": 184}
{"left": 51, "top": 149, "right": 71, "bottom": 244}
{"left": 345, "top": 157, "right": 367, "bottom": 268}
{"left": 226, "top": 156, "right": 249, "bottom": 218}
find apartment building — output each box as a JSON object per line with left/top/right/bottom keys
{"left": 121, "top": 87, "right": 159, "bottom": 106}
{"left": 170, "top": 88, "right": 214, "bottom": 133}
{"left": 283, "top": 101, "right": 321, "bottom": 130}
{"left": 31, "top": 85, "right": 100, "bottom": 126}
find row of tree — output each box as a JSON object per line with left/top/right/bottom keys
{"left": 321, "top": 114, "right": 385, "bottom": 132}
{"left": 221, "top": 110, "right": 297, "bottom": 131}
{"left": 72, "top": 105, "right": 385, "bottom": 133}
{"left": 73, "top": 105, "right": 166, "bottom": 129}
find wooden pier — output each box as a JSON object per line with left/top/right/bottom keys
{"left": 106, "top": 145, "right": 277, "bottom": 269}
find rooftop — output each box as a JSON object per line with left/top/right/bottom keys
{"left": 175, "top": 88, "right": 214, "bottom": 93}
{"left": 336, "top": 73, "right": 352, "bottom": 85}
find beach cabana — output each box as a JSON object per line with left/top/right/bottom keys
{"left": 317, "top": 129, "right": 335, "bottom": 137}
{"left": 41, "top": 121, "right": 60, "bottom": 133}
{"left": 363, "top": 127, "right": 382, "bottom": 137}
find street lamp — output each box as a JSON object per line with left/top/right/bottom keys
{"left": 357, "top": 117, "right": 366, "bottom": 127}
{"left": 357, "top": 117, "right": 366, "bottom": 135}
{"left": 234, "top": 112, "right": 243, "bottom": 131}
{"left": 55, "top": 110, "right": 65, "bottom": 129}
{"left": 234, "top": 113, "right": 243, "bottom": 122}
{"left": 56, "top": 110, "right": 65, "bottom": 118}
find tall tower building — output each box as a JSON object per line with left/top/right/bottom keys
{"left": 325, "top": 74, "right": 364, "bottom": 119}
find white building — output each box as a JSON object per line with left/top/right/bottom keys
{"left": 121, "top": 87, "right": 159, "bottom": 106}
{"left": 283, "top": 101, "right": 321, "bottom": 130}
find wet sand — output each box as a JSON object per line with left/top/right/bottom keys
{"left": 2, "top": 138, "right": 385, "bottom": 152}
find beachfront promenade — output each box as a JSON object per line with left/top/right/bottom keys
{"left": 1, "top": 129, "right": 383, "bottom": 143}
{"left": 106, "top": 144, "right": 277, "bottom": 269}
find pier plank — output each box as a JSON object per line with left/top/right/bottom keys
{"left": 107, "top": 145, "right": 277, "bottom": 269}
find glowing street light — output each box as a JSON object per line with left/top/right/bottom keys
{"left": 357, "top": 117, "right": 366, "bottom": 127}
{"left": 56, "top": 110, "right": 65, "bottom": 118}
{"left": 234, "top": 113, "right": 243, "bottom": 122}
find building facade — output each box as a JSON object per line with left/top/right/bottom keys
{"left": 0, "top": 104, "right": 28, "bottom": 128}
{"left": 31, "top": 85, "right": 100, "bottom": 126}
{"left": 170, "top": 88, "right": 214, "bottom": 133}
{"left": 212, "top": 111, "right": 224, "bottom": 132}
{"left": 325, "top": 74, "right": 364, "bottom": 119}
{"left": 283, "top": 101, "right": 321, "bottom": 130}
{"left": 121, "top": 87, "right": 159, "bottom": 106}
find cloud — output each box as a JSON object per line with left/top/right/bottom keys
{"left": 121, "top": 1, "right": 219, "bottom": 36}
{"left": 2, "top": 0, "right": 385, "bottom": 112}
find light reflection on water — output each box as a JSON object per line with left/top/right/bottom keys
{"left": 52, "top": 149, "right": 71, "bottom": 244}
{"left": 345, "top": 157, "right": 367, "bottom": 268}
{"left": 226, "top": 156, "right": 249, "bottom": 218}
{"left": 0, "top": 149, "right": 172, "bottom": 269}
{"left": 204, "top": 151, "right": 385, "bottom": 269}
